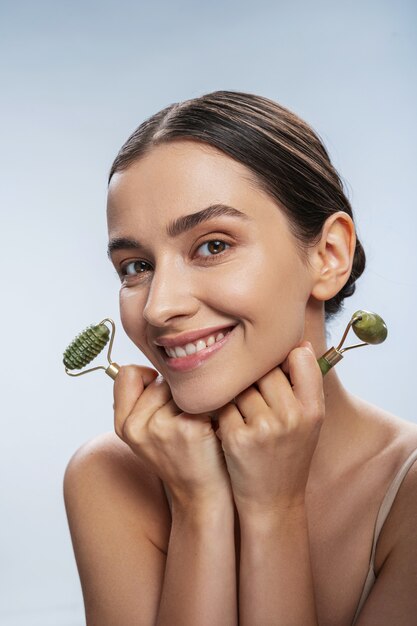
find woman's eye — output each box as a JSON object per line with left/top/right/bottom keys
{"left": 120, "top": 260, "right": 151, "bottom": 278}
{"left": 196, "top": 240, "right": 230, "bottom": 259}
{"left": 119, "top": 239, "right": 230, "bottom": 282}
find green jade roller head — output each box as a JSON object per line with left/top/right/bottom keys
{"left": 63, "top": 309, "right": 387, "bottom": 381}
{"left": 317, "top": 309, "right": 388, "bottom": 375}
{"left": 63, "top": 318, "right": 120, "bottom": 380}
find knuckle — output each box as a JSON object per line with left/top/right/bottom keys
{"left": 114, "top": 423, "right": 124, "bottom": 440}
{"left": 312, "top": 408, "right": 325, "bottom": 426}
{"left": 122, "top": 415, "right": 142, "bottom": 444}
{"left": 254, "top": 416, "right": 280, "bottom": 441}
{"left": 285, "top": 407, "right": 303, "bottom": 431}
{"left": 177, "top": 417, "right": 198, "bottom": 442}
{"left": 148, "top": 410, "right": 170, "bottom": 441}
{"left": 226, "top": 428, "right": 250, "bottom": 452}
{"left": 114, "top": 415, "right": 125, "bottom": 440}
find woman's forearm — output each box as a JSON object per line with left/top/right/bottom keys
{"left": 238, "top": 503, "right": 318, "bottom": 626}
{"left": 156, "top": 494, "right": 238, "bottom": 626}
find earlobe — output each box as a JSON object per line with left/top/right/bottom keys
{"left": 310, "top": 212, "right": 356, "bottom": 302}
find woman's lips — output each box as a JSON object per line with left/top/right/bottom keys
{"left": 154, "top": 323, "right": 237, "bottom": 348}
{"left": 158, "top": 325, "right": 237, "bottom": 372}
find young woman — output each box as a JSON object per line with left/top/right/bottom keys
{"left": 64, "top": 91, "right": 417, "bottom": 626}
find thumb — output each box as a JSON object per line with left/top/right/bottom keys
{"left": 113, "top": 364, "right": 159, "bottom": 410}
{"left": 280, "top": 340, "right": 314, "bottom": 378}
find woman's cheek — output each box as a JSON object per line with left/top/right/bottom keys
{"left": 119, "top": 288, "right": 146, "bottom": 349}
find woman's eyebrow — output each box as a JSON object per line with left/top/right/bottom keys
{"left": 107, "top": 203, "right": 252, "bottom": 259}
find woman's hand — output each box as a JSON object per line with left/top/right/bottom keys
{"left": 113, "top": 365, "right": 233, "bottom": 507}
{"left": 214, "top": 341, "right": 325, "bottom": 514}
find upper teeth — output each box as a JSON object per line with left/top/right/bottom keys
{"left": 165, "top": 330, "right": 230, "bottom": 359}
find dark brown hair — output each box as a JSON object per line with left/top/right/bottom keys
{"left": 108, "top": 90, "right": 365, "bottom": 320}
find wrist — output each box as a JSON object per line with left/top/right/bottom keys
{"left": 237, "top": 498, "right": 307, "bottom": 529}
{"left": 171, "top": 488, "right": 235, "bottom": 521}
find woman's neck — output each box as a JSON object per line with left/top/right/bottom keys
{"left": 304, "top": 303, "right": 368, "bottom": 481}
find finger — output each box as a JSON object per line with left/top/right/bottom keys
{"left": 255, "top": 366, "right": 295, "bottom": 414}
{"left": 113, "top": 365, "right": 159, "bottom": 415}
{"left": 113, "top": 365, "right": 158, "bottom": 412}
{"left": 280, "top": 340, "right": 314, "bottom": 381}
{"left": 216, "top": 402, "right": 246, "bottom": 440}
{"left": 113, "top": 365, "right": 159, "bottom": 437}
{"left": 146, "top": 397, "right": 182, "bottom": 436}
{"left": 287, "top": 342, "right": 324, "bottom": 419}
{"left": 279, "top": 354, "right": 291, "bottom": 379}
{"left": 233, "top": 385, "right": 267, "bottom": 426}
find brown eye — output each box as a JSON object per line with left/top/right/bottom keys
{"left": 197, "top": 240, "right": 230, "bottom": 258}
{"left": 121, "top": 260, "right": 152, "bottom": 276}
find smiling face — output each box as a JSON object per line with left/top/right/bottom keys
{"left": 107, "top": 139, "right": 316, "bottom": 414}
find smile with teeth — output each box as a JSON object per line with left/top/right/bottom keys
{"left": 164, "top": 329, "right": 232, "bottom": 359}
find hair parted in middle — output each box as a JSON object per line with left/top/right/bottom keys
{"left": 108, "top": 90, "right": 366, "bottom": 320}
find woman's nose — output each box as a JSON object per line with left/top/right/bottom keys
{"left": 142, "top": 260, "right": 199, "bottom": 327}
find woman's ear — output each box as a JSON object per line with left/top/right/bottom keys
{"left": 309, "top": 211, "right": 356, "bottom": 302}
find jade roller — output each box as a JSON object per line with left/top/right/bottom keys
{"left": 318, "top": 309, "right": 388, "bottom": 376}
{"left": 63, "top": 309, "right": 387, "bottom": 381}
{"left": 63, "top": 318, "right": 120, "bottom": 380}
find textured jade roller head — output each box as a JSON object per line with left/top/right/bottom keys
{"left": 317, "top": 309, "right": 388, "bottom": 376}
{"left": 63, "top": 318, "right": 120, "bottom": 380}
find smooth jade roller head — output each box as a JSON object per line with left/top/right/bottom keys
{"left": 351, "top": 310, "right": 388, "bottom": 345}
{"left": 63, "top": 318, "right": 120, "bottom": 379}
{"left": 317, "top": 309, "right": 388, "bottom": 376}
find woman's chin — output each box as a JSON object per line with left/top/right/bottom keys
{"left": 170, "top": 388, "right": 232, "bottom": 416}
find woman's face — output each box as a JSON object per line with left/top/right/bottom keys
{"left": 107, "top": 139, "right": 316, "bottom": 414}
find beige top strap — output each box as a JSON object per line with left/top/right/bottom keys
{"left": 351, "top": 446, "right": 417, "bottom": 624}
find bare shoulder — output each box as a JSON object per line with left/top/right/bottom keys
{"left": 384, "top": 451, "right": 417, "bottom": 533}
{"left": 355, "top": 399, "right": 417, "bottom": 571}
{"left": 374, "top": 410, "right": 417, "bottom": 545}
{"left": 67, "top": 430, "right": 169, "bottom": 485}
{"left": 353, "top": 426, "right": 417, "bottom": 624}
{"left": 350, "top": 394, "right": 417, "bottom": 456}
{"left": 66, "top": 430, "right": 145, "bottom": 467}
{"left": 63, "top": 433, "right": 171, "bottom": 625}
{"left": 64, "top": 431, "right": 171, "bottom": 548}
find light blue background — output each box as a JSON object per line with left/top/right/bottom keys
{"left": 1, "top": 0, "right": 416, "bottom": 624}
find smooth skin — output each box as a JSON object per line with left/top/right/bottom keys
{"left": 64, "top": 139, "right": 417, "bottom": 625}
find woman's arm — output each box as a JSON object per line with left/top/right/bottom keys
{"left": 238, "top": 502, "right": 318, "bottom": 626}
{"left": 214, "top": 342, "right": 324, "bottom": 624}
{"left": 156, "top": 493, "right": 238, "bottom": 626}
{"left": 111, "top": 366, "right": 239, "bottom": 625}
